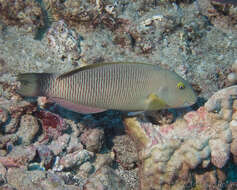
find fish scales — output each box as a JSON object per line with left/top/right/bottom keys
{"left": 48, "top": 63, "right": 154, "bottom": 110}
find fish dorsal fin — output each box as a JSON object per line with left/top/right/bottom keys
{"left": 57, "top": 62, "right": 155, "bottom": 80}
{"left": 145, "top": 93, "right": 168, "bottom": 110}
{"left": 57, "top": 66, "right": 92, "bottom": 80}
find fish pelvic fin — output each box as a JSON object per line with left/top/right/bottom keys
{"left": 145, "top": 93, "right": 169, "bottom": 110}
{"left": 17, "top": 73, "right": 51, "bottom": 97}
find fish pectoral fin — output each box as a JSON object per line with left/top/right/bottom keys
{"left": 145, "top": 93, "right": 168, "bottom": 110}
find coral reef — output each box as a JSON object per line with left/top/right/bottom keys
{"left": 34, "top": 110, "right": 67, "bottom": 142}
{"left": 42, "top": 0, "right": 119, "bottom": 30}
{"left": 43, "top": 0, "right": 96, "bottom": 24}
{"left": 59, "top": 149, "right": 93, "bottom": 170}
{"left": 0, "top": 58, "right": 9, "bottom": 76}
{"left": 6, "top": 167, "right": 86, "bottom": 190}
{"left": 0, "top": 0, "right": 44, "bottom": 32}
{"left": 37, "top": 145, "right": 54, "bottom": 169}
{"left": 2, "top": 75, "right": 237, "bottom": 190}
{"left": 0, "top": 0, "right": 236, "bottom": 189}
{"left": 0, "top": 0, "right": 235, "bottom": 99}
{"left": 198, "top": 0, "right": 237, "bottom": 32}
{"left": 46, "top": 20, "right": 81, "bottom": 63}
{"left": 0, "top": 107, "right": 9, "bottom": 128}
{"left": 17, "top": 114, "right": 39, "bottom": 145}
{"left": 227, "top": 59, "right": 237, "bottom": 84}
{"left": 0, "top": 146, "right": 36, "bottom": 168}
{"left": 124, "top": 85, "right": 237, "bottom": 190}
{"left": 0, "top": 86, "right": 130, "bottom": 189}
{"left": 84, "top": 166, "right": 129, "bottom": 190}
{"left": 80, "top": 127, "right": 104, "bottom": 153}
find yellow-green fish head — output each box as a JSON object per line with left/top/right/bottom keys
{"left": 154, "top": 70, "right": 197, "bottom": 109}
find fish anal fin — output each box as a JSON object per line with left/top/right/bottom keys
{"left": 145, "top": 93, "right": 168, "bottom": 110}
{"left": 49, "top": 97, "right": 107, "bottom": 114}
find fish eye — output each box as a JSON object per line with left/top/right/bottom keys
{"left": 177, "top": 82, "right": 185, "bottom": 89}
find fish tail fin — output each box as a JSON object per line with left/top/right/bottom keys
{"left": 17, "top": 73, "right": 52, "bottom": 97}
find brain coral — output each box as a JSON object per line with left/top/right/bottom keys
{"left": 124, "top": 85, "right": 237, "bottom": 190}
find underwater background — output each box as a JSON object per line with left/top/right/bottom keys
{"left": 0, "top": 0, "right": 236, "bottom": 190}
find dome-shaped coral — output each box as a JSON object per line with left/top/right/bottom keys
{"left": 124, "top": 85, "right": 237, "bottom": 190}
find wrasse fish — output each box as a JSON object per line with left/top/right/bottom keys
{"left": 17, "top": 62, "right": 197, "bottom": 114}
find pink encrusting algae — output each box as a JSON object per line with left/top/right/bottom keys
{"left": 34, "top": 110, "right": 67, "bottom": 142}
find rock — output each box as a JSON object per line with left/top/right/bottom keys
{"left": 79, "top": 162, "right": 94, "bottom": 176}
{"left": 74, "top": 160, "right": 94, "bottom": 187}
{"left": 17, "top": 114, "right": 39, "bottom": 145}
{"left": 209, "top": 139, "right": 230, "bottom": 168}
{"left": 7, "top": 168, "right": 46, "bottom": 190}
{"left": 2, "top": 118, "right": 18, "bottom": 134}
{"left": 43, "top": 0, "right": 100, "bottom": 28}
{"left": 0, "top": 107, "right": 9, "bottom": 127}
{"left": 198, "top": 0, "right": 237, "bottom": 32}
{"left": 41, "top": 172, "right": 65, "bottom": 189}
{"left": 0, "top": 162, "right": 6, "bottom": 185}
{"left": 93, "top": 153, "right": 113, "bottom": 172}
{"left": 6, "top": 167, "right": 82, "bottom": 190}
{"left": 232, "top": 60, "right": 237, "bottom": 73}
{"left": 67, "top": 136, "right": 83, "bottom": 153}
{"left": 0, "top": 134, "right": 18, "bottom": 149}
{"left": 35, "top": 110, "right": 67, "bottom": 141}
{"left": 80, "top": 128, "right": 104, "bottom": 153}
{"left": 59, "top": 149, "right": 93, "bottom": 170}
{"left": 0, "top": 0, "right": 44, "bottom": 32}
{"left": 46, "top": 20, "right": 81, "bottom": 63}
{"left": 83, "top": 166, "right": 129, "bottom": 190}
{"left": 37, "top": 145, "right": 54, "bottom": 169}
{"left": 123, "top": 85, "right": 237, "bottom": 190}
{"left": 0, "top": 150, "right": 7, "bottom": 157}
{"left": 0, "top": 146, "right": 36, "bottom": 167}
{"left": 48, "top": 134, "right": 70, "bottom": 155}
{"left": 0, "top": 184, "right": 16, "bottom": 190}
{"left": 112, "top": 134, "right": 138, "bottom": 170}
{"left": 227, "top": 72, "right": 237, "bottom": 83}
{"left": 205, "top": 86, "right": 237, "bottom": 113}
